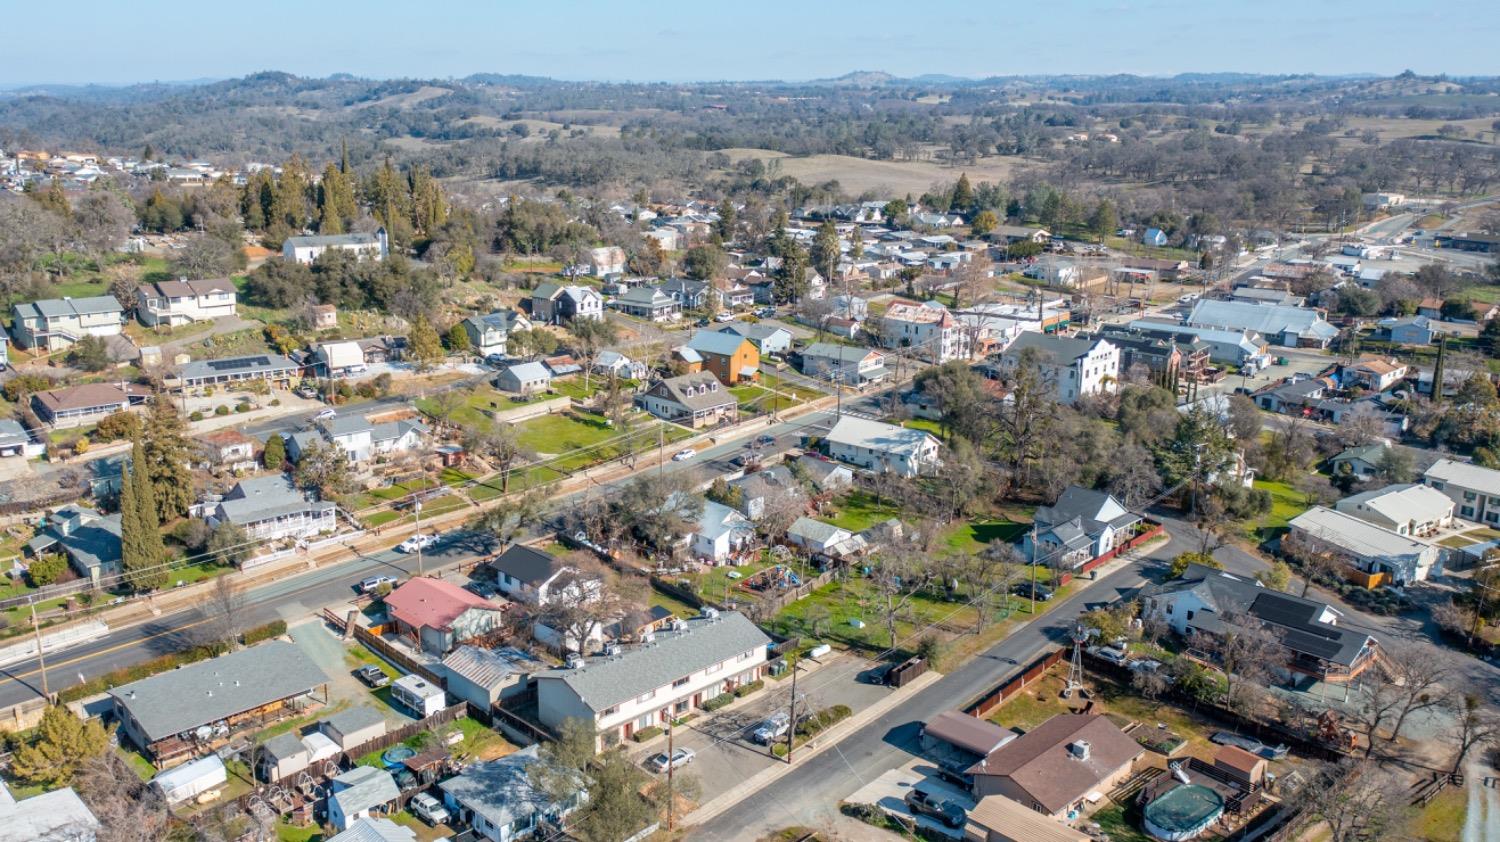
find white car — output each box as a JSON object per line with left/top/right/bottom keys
{"left": 672, "top": 448, "right": 696, "bottom": 461}
{"left": 399, "top": 533, "right": 437, "bottom": 553}
{"left": 313, "top": 408, "right": 338, "bottom": 421}
{"left": 409, "top": 792, "right": 451, "bottom": 826}
{"left": 1177, "top": 294, "right": 1199, "bottom": 304}
{"left": 714, "top": 311, "right": 736, "bottom": 323}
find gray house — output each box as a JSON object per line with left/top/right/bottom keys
{"left": 26, "top": 505, "right": 122, "bottom": 582}
{"left": 494, "top": 361, "right": 552, "bottom": 395}
{"left": 462, "top": 311, "right": 531, "bottom": 358}
{"left": 318, "top": 706, "right": 388, "bottom": 752}
{"left": 438, "top": 745, "right": 586, "bottom": 842}
{"left": 442, "top": 646, "right": 540, "bottom": 711}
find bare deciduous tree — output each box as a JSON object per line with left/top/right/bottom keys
{"left": 1448, "top": 692, "right": 1500, "bottom": 775}
{"left": 869, "top": 547, "right": 935, "bottom": 650}
{"left": 193, "top": 573, "right": 246, "bottom": 652}
{"left": 1296, "top": 760, "right": 1405, "bottom": 842}
{"left": 74, "top": 752, "right": 171, "bottom": 842}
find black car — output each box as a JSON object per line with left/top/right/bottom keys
{"left": 1010, "top": 581, "right": 1053, "bottom": 601}
{"left": 904, "top": 789, "right": 966, "bottom": 828}
{"left": 353, "top": 665, "right": 390, "bottom": 688}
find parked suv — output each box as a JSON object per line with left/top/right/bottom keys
{"left": 750, "top": 712, "right": 790, "bottom": 744}
{"left": 409, "top": 792, "right": 451, "bottom": 826}
{"left": 358, "top": 574, "right": 398, "bottom": 593}
{"left": 904, "top": 789, "right": 966, "bottom": 828}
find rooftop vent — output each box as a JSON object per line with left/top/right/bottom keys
{"left": 1068, "top": 740, "right": 1091, "bottom": 761}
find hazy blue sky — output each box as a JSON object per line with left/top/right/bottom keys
{"left": 5, "top": 0, "right": 1496, "bottom": 85}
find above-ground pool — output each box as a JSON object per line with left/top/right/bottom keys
{"left": 1143, "top": 784, "right": 1225, "bottom": 841}
{"left": 381, "top": 745, "right": 416, "bottom": 767}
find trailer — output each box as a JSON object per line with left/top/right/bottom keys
{"left": 152, "top": 754, "right": 228, "bottom": 806}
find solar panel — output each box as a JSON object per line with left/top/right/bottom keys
{"left": 205, "top": 356, "right": 273, "bottom": 371}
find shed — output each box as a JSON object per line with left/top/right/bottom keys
{"left": 152, "top": 755, "right": 228, "bottom": 806}
{"left": 258, "top": 732, "right": 311, "bottom": 782}
{"left": 319, "top": 705, "right": 388, "bottom": 751}
{"left": 1212, "top": 745, "right": 1267, "bottom": 788}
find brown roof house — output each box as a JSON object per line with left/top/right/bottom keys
{"left": 967, "top": 714, "right": 1143, "bottom": 818}
{"left": 30, "top": 382, "right": 152, "bottom": 429}
{"left": 638, "top": 372, "right": 737, "bottom": 428}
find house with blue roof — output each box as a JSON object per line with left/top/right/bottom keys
{"left": 25, "top": 505, "right": 122, "bottom": 583}
{"left": 1186, "top": 299, "right": 1338, "bottom": 348}
{"left": 686, "top": 329, "right": 759, "bottom": 384}
{"left": 1142, "top": 228, "right": 1168, "bottom": 247}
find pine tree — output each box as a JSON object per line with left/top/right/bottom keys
{"left": 142, "top": 399, "right": 193, "bottom": 522}
{"left": 408, "top": 316, "right": 445, "bottom": 371}
{"left": 951, "top": 173, "right": 974, "bottom": 213}
{"left": 317, "top": 163, "right": 354, "bottom": 235}
{"left": 9, "top": 704, "right": 108, "bottom": 787}
{"left": 262, "top": 433, "right": 286, "bottom": 470}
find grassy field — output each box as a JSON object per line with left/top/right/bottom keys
{"left": 414, "top": 387, "right": 540, "bottom": 431}
{"left": 718, "top": 148, "right": 1033, "bottom": 196}
{"left": 1247, "top": 478, "right": 1307, "bottom": 542}
{"left": 1406, "top": 783, "right": 1465, "bottom": 842}
{"left": 822, "top": 490, "right": 901, "bottom": 532}
{"left": 942, "top": 518, "right": 1028, "bottom": 555}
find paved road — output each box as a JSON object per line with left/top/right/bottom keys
{"left": 691, "top": 517, "right": 1266, "bottom": 841}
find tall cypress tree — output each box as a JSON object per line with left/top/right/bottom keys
{"left": 119, "top": 444, "right": 158, "bottom": 591}
{"left": 142, "top": 399, "right": 193, "bottom": 522}
{"left": 133, "top": 439, "right": 168, "bottom": 587}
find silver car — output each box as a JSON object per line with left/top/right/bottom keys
{"left": 750, "top": 712, "right": 790, "bottom": 744}
{"left": 645, "top": 747, "right": 695, "bottom": 773}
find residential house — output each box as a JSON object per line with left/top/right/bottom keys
{"left": 1380, "top": 315, "right": 1438, "bottom": 346}
{"left": 196, "top": 429, "right": 258, "bottom": 473}
{"left": 437, "top": 745, "right": 586, "bottom": 842}
{"left": 1424, "top": 459, "right": 1500, "bottom": 526}
{"left": 691, "top": 500, "right": 756, "bottom": 562}
{"left": 310, "top": 304, "right": 338, "bottom": 329}
{"left": 880, "top": 300, "right": 971, "bottom": 363}
{"left": 822, "top": 416, "right": 941, "bottom": 477}
{"left": 0, "top": 780, "right": 100, "bottom": 842}
{"left": 135, "top": 279, "right": 236, "bottom": 327}
{"left": 718, "top": 322, "right": 792, "bottom": 355}
{"left": 638, "top": 371, "right": 737, "bottom": 428}
{"left": 530, "top": 283, "right": 603, "bottom": 325}
{"left": 327, "top": 766, "right": 400, "bottom": 832}
{"left": 485, "top": 543, "right": 601, "bottom": 608}
{"left": 356, "top": 335, "right": 405, "bottom": 365}
{"left": 990, "top": 225, "right": 1050, "bottom": 245}
{"left": 318, "top": 706, "right": 388, "bottom": 753}
{"left": 286, "top": 414, "right": 426, "bottom": 465}
{"left": 0, "top": 419, "right": 34, "bottom": 458}
{"left": 1142, "top": 227, "right": 1168, "bottom": 247}
{"left": 729, "top": 466, "right": 806, "bottom": 521}
{"left": 494, "top": 361, "right": 552, "bottom": 395}
{"left": 799, "top": 343, "right": 887, "bottom": 386}
{"left": 442, "top": 645, "right": 539, "bottom": 711}
{"left": 586, "top": 246, "right": 626, "bottom": 277}
{"left": 30, "top": 382, "right": 152, "bottom": 429}
{"left": 1334, "top": 483, "right": 1454, "bottom": 537}
{"left": 326, "top": 819, "right": 415, "bottom": 842}
{"left": 110, "top": 641, "right": 328, "bottom": 761}
{"left": 964, "top": 795, "right": 1088, "bottom": 842}
{"left": 967, "top": 714, "right": 1144, "bottom": 818}
{"left": 533, "top": 611, "right": 769, "bottom": 748}
{"left": 282, "top": 229, "right": 388, "bottom": 264}
{"left": 1141, "top": 563, "right": 1379, "bottom": 682}
{"left": 1229, "top": 286, "right": 1304, "bottom": 307}
{"left": 25, "top": 506, "right": 122, "bottom": 582}
{"left": 10, "top": 296, "right": 124, "bottom": 350}
{"left": 796, "top": 454, "right": 854, "bottom": 493}
{"left": 1289, "top": 506, "right": 1440, "bottom": 585}
{"left": 1254, "top": 376, "right": 1333, "bottom": 414}
{"left": 687, "top": 329, "right": 759, "bottom": 384}
{"left": 592, "top": 350, "right": 648, "bottom": 381}
{"left": 786, "top": 517, "right": 858, "bottom": 555}
{"left": 658, "top": 278, "right": 711, "bottom": 311}
{"left": 1021, "top": 486, "right": 1141, "bottom": 569}
{"left": 177, "top": 354, "right": 301, "bottom": 390}
{"left": 316, "top": 341, "right": 367, "bottom": 378}
{"left": 385, "top": 577, "right": 508, "bottom": 656}
{"left": 997, "top": 333, "right": 1120, "bottom": 405}
{"left": 1125, "top": 321, "right": 1270, "bottom": 367}
{"left": 1329, "top": 442, "right": 1391, "bottom": 482}
{"left": 1186, "top": 300, "right": 1338, "bottom": 348}
{"left": 462, "top": 311, "right": 531, "bottom": 358}
{"left": 613, "top": 287, "right": 680, "bottom": 321}
{"left": 828, "top": 294, "right": 870, "bottom": 322}
{"left": 920, "top": 710, "right": 1018, "bottom": 775}
{"left": 1345, "top": 357, "right": 1409, "bottom": 392}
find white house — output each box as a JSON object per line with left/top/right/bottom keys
{"left": 283, "top": 229, "right": 388, "bottom": 264}
{"left": 997, "top": 332, "right": 1120, "bottom": 405}
{"left": 461, "top": 310, "right": 531, "bottom": 358}
{"left": 531, "top": 283, "right": 604, "bottom": 324}
{"left": 690, "top": 500, "right": 755, "bottom": 562}
{"left": 0, "top": 779, "right": 99, "bottom": 842}
{"left": 486, "top": 544, "right": 601, "bottom": 608}
{"left": 10, "top": 296, "right": 124, "bottom": 351}
{"left": 799, "top": 343, "right": 888, "bottom": 386}
{"left": 203, "top": 474, "right": 337, "bottom": 542}
{"left": 437, "top": 746, "right": 585, "bottom": 842}
{"left": 1022, "top": 486, "right": 1141, "bottom": 569}
{"left": 317, "top": 341, "right": 367, "bottom": 377}
{"left": 1289, "top": 506, "right": 1440, "bottom": 585}
{"left": 587, "top": 246, "right": 627, "bottom": 276}
{"left": 1334, "top": 483, "right": 1454, "bottom": 537}
{"left": 136, "top": 279, "right": 237, "bottom": 327}
{"left": 326, "top": 766, "right": 400, "bottom": 832}
{"left": 822, "top": 416, "right": 941, "bottom": 478}
{"left": 786, "top": 517, "right": 856, "bottom": 555}
{"left": 1423, "top": 459, "right": 1500, "bottom": 527}
{"left": 534, "top": 611, "right": 769, "bottom": 749}
{"left": 880, "top": 300, "right": 971, "bottom": 363}
{"left": 286, "top": 414, "right": 426, "bottom": 464}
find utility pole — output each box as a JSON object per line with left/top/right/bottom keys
{"left": 785, "top": 654, "right": 799, "bottom": 764}
{"left": 1028, "top": 521, "right": 1038, "bottom": 614}
{"left": 30, "top": 599, "right": 48, "bottom": 699}
{"left": 412, "top": 484, "right": 425, "bottom": 577}
{"left": 666, "top": 719, "right": 675, "bottom": 832}
{"left": 657, "top": 424, "right": 665, "bottom": 476}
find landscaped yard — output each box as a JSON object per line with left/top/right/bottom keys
{"left": 1406, "top": 783, "right": 1465, "bottom": 842}
{"left": 986, "top": 666, "right": 1218, "bottom": 755}
{"left": 1247, "top": 478, "right": 1307, "bottom": 541}
{"left": 730, "top": 383, "right": 777, "bottom": 411}
{"left": 823, "top": 490, "right": 901, "bottom": 532}
{"left": 942, "top": 518, "right": 1028, "bottom": 555}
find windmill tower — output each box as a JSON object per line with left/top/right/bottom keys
{"left": 1063, "top": 623, "right": 1094, "bottom": 699}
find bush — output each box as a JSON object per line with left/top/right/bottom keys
{"left": 240, "top": 619, "right": 287, "bottom": 646}
{"left": 269, "top": 398, "right": 281, "bottom": 407}
{"left": 189, "top": 411, "right": 204, "bottom": 422}
{"left": 214, "top": 405, "right": 230, "bottom": 416}
{"left": 701, "top": 692, "right": 735, "bottom": 712}
{"left": 632, "top": 726, "right": 663, "bottom": 743}
{"left": 734, "top": 679, "right": 764, "bottom": 698}
{"left": 26, "top": 555, "right": 68, "bottom": 587}
{"left": 233, "top": 403, "right": 250, "bottom": 413}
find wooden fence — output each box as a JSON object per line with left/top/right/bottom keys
{"left": 1078, "top": 519, "right": 1166, "bottom": 576}
{"left": 964, "top": 647, "right": 1066, "bottom": 719}
{"left": 352, "top": 624, "right": 445, "bottom": 687}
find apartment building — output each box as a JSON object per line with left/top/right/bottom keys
{"left": 879, "top": 300, "right": 971, "bottom": 363}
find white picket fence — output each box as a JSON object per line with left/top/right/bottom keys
{"left": 0, "top": 619, "right": 109, "bottom": 668}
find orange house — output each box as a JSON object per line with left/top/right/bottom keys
{"left": 687, "top": 330, "right": 760, "bottom": 385}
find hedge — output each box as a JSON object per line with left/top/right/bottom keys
{"left": 701, "top": 692, "right": 735, "bottom": 712}
{"left": 632, "top": 726, "right": 663, "bottom": 743}
{"left": 56, "top": 619, "right": 290, "bottom": 703}
{"left": 733, "top": 679, "right": 764, "bottom": 698}
{"left": 772, "top": 704, "right": 854, "bottom": 757}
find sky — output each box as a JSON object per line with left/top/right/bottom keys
{"left": 3, "top": 0, "right": 1497, "bottom": 86}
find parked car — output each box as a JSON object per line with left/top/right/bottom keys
{"left": 294, "top": 385, "right": 318, "bottom": 399}
{"left": 484, "top": 353, "right": 507, "bottom": 367}
{"left": 399, "top": 533, "right": 437, "bottom": 553}
{"left": 672, "top": 448, "right": 697, "bottom": 462}
{"left": 1089, "top": 645, "right": 1129, "bottom": 665}
{"left": 714, "top": 311, "right": 736, "bottom": 323}
{"left": 464, "top": 580, "right": 498, "bottom": 598}
{"left": 1010, "top": 582, "right": 1053, "bottom": 601}
{"left": 409, "top": 792, "right": 451, "bottom": 826}
{"left": 313, "top": 408, "right": 338, "bottom": 421}
{"left": 645, "top": 748, "right": 696, "bottom": 773}
{"left": 753, "top": 434, "right": 776, "bottom": 447}
{"left": 352, "top": 665, "right": 390, "bottom": 688}
{"left": 358, "top": 574, "right": 398, "bottom": 593}
{"left": 750, "top": 712, "right": 791, "bottom": 744}
{"left": 861, "top": 661, "right": 896, "bottom": 685}
{"left": 756, "top": 307, "right": 776, "bottom": 318}
{"left": 1128, "top": 658, "right": 1163, "bottom": 673}
{"left": 903, "top": 789, "right": 967, "bottom": 828}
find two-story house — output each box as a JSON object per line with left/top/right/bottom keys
{"left": 997, "top": 332, "right": 1119, "bottom": 405}
{"left": 534, "top": 611, "right": 769, "bottom": 749}
{"left": 686, "top": 330, "right": 759, "bottom": 385}
{"left": 613, "top": 287, "right": 681, "bottom": 321}
{"left": 202, "top": 474, "right": 338, "bottom": 542}
{"left": 135, "top": 279, "right": 237, "bottom": 327}
{"left": 485, "top": 544, "right": 601, "bottom": 607}
{"left": 638, "top": 372, "right": 737, "bottom": 428}
{"left": 879, "top": 300, "right": 971, "bottom": 363}
{"left": 1425, "top": 459, "right": 1500, "bottom": 527}
{"left": 530, "top": 284, "right": 603, "bottom": 325}
{"left": 460, "top": 311, "right": 531, "bottom": 359}
{"left": 286, "top": 414, "right": 426, "bottom": 464}
{"left": 1021, "top": 486, "right": 1140, "bottom": 569}
{"left": 822, "top": 416, "right": 940, "bottom": 478}
{"left": 799, "top": 343, "right": 888, "bottom": 386}
{"left": 11, "top": 296, "right": 125, "bottom": 351}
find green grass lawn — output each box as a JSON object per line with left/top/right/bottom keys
{"left": 649, "top": 587, "right": 698, "bottom": 617}
{"left": 1090, "top": 804, "right": 1154, "bottom": 842}
{"left": 942, "top": 519, "right": 1028, "bottom": 555}
{"left": 1440, "top": 534, "right": 1479, "bottom": 548}
{"left": 275, "top": 820, "right": 325, "bottom": 842}
{"left": 117, "top": 746, "right": 157, "bottom": 782}
{"left": 769, "top": 576, "right": 983, "bottom": 652}
{"left": 415, "top": 387, "right": 539, "bottom": 431}
{"left": 1407, "top": 783, "right": 1465, "bottom": 842}
{"left": 731, "top": 384, "right": 776, "bottom": 410}
{"left": 823, "top": 490, "right": 902, "bottom": 532}
{"left": 902, "top": 418, "right": 945, "bottom": 437}
{"left": 1247, "top": 478, "right": 1306, "bottom": 541}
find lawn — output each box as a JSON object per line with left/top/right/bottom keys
{"left": 987, "top": 666, "right": 1219, "bottom": 754}
{"left": 942, "top": 518, "right": 1028, "bottom": 555}
{"left": 823, "top": 490, "right": 901, "bottom": 532}
{"left": 902, "top": 418, "right": 945, "bottom": 437}
{"left": 1090, "top": 804, "right": 1155, "bottom": 842}
{"left": 731, "top": 384, "right": 777, "bottom": 411}
{"left": 117, "top": 746, "right": 156, "bottom": 782}
{"left": 759, "top": 372, "right": 824, "bottom": 402}
{"left": 550, "top": 376, "right": 632, "bottom": 401}
{"left": 415, "top": 387, "right": 538, "bottom": 431}
{"left": 1407, "top": 784, "right": 1465, "bottom": 842}
{"left": 1440, "top": 534, "right": 1479, "bottom": 548}
{"left": 514, "top": 410, "right": 628, "bottom": 456}
{"left": 678, "top": 554, "right": 820, "bottom": 608}
{"left": 451, "top": 715, "right": 515, "bottom": 762}
{"left": 768, "top": 576, "right": 983, "bottom": 652}
{"left": 275, "top": 822, "right": 324, "bottom": 842}
{"left": 1247, "top": 478, "right": 1306, "bottom": 541}
{"left": 649, "top": 587, "right": 699, "bottom": 618}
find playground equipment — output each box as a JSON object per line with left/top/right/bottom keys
{"left": 1316, "top": 710, "right": 1357, "bottom": 751}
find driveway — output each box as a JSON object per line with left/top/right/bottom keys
{"left": 287, "top": 618, "right": 417, "bottom": 727}
{"left": 846, "top": 759, "right": 974, "bottom": 839}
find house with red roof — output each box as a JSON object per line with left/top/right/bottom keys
{"left": 384, "top": 578, "right": 509, "bottom": 656}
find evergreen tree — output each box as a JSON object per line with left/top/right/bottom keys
{"left": 142, "top": 399, "right": 194, "bottom": 522}
{"left": 951, "top": 173, "right": 974, "bottom": 213}
{"left": 262, "top": 433, "right": 286, "bottom": 470}
{"left": 270, "top": 154, "right": 312, "bottom": 231}
{"left": 408, "top": 316, "right": 445, "bottom": 371}
{"left": 9, "top": 704, "right": 108, "bottom": 787}
{"left": 809, "top": 220, "right": 840, "bottom": 285}
{"left": 317, "top": 162, "right": 356, "bottom": 234}
{"left": 447, "top": 323, "right": 471, "bottom": 353}
{"left": 714, "top": 198, "right": 736, "bottom": 241}
{"left": 120, "top": 442, "right": 165, "bottom": 592}
{"left": 1089, "top": 198, "right": 1118, "bottom": 240}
